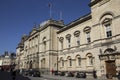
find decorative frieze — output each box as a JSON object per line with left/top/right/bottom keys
{"left": 83, "top": 26, "right": 91, "bottom": 33}
{"left": 74, "top": 30, "right": 80, "bottom": 37}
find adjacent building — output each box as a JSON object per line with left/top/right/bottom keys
{"left": 0, "top": 52, "right": 16, "bottom": 70}
{"left": 16, "top": 0, "right": 120, "bottom": 77}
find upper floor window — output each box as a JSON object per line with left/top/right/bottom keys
{"left": 77, "top": 37, "right": 80, "bottom": 46}
{"left": 43, "top": 41, "right": 46, "bottom": 52}
{"left": 68, "top": 38, "right": 71, "bottom": 48}
{"left": 66, "top": 34, "right": 71, "bottom": 48}
{"left": 100, "top": 13, "right": 113, "bottom": 38}
{"left": 102, "top": 18, "right": 112, "bottom": 38}
{"left": 83, "top": 26, "right": 91, "bottom": 43}
{"left": 59, "top": 37, "right": 64, "bottom": 50}
{"left": 105, "top": 24, "right": 112, "bottom": 38}
{"left": 74, "top": 30, "right": 80, "bottom": 46}
{"left": 43, "top": 37, "right": 46, "bottom": 52}
{"left": 86, "top": 32, "right": 91, "bottom": 43}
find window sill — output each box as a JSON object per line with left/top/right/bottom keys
{"left": 67, "top": 66, "right": 72, "bottom": 68}
{"left": 60, "top": 67, "right": 64, "bottom": 68}
{"left": 76, "top": 66, "right": 81, "bottom": 68}
{"left": 106, "top": 37, "right": 112, "bottom": 40}
{"left": 86, "top": 65, "right": 93, "bottom": 67}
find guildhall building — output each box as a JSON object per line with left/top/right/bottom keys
{"left": 16, "top": 0, "right": 120, "bottom": 77}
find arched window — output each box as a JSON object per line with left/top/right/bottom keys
{"left": 41, "top": 58, "right": 45, "bottom": 68}
{"left": 86, "top": 53, "right": 94, "bottom": 66}
{"left": 66, "top": 34, "right": 71, "bottom": 48}
{"left": 76, "top": 55, "right": 81, "bottom": 66}
{"left": 69, "top": 58, "right": 72, "bottom": 66}
{"left": 100, "top": 12, "right": 114, "bottom": 38}
{"left": 59, "top": 37, "right": 64, "bottom": 50}
{"left": 83, "top": 26, "right": 91, "bottom": 43}
{"left": 67, "top": 56, "right": 72, "bottom": 67}
{"left": 43, "top": 37, "right": 46, "bottom": 52}
{"left": 60, "top": 57, "right": 64, "bottom": 67}
{"left": 74, "top": 30, "right": 80, "bottom": 46}
{"left": 86, "top": 32, "right": 91, "bottom": 43}
{"left": 102, "top": 18, "right": 112, "bottom": 38}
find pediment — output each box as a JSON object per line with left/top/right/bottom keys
{"left": 29, "top": 29, "right": 37, "bottom": 36}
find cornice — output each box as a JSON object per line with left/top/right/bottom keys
{"left": 27, "top": 30, "right": 39, "bottom": 40}
{"left": 89, "top": 0, "right": 102, "bottom": 7}
{"left": 57, "top": 13, "right": 92, "bottom": 34}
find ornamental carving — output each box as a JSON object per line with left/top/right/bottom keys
{"left": 104, "top": 48, "right": 115, "bottom": 54}
{"left": 59, "top": 37, "right": 64, "bottom": 42}
{"left": 102, "top": 18, "right": 112, "bottom": 25}
{"left": 42, "top": 37, "right": 46, "bottom": 41}
{"left": 66, "top": 34, "right": 71, "bottom": 39}
{"left": 74, "top": 30, "right": 80, "bottom": 37}
{"left": 83, "top": 26, "right": 91, "bottom": 33}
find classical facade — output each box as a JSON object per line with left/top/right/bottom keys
{"left": 16, "top": 20, "right": 64, "bottom": 74}
{"left": 16, "top": 0, "right": 120, "bottom": 77}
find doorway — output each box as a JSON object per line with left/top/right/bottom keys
{"left": 105, "top": 60, "right": 116, "bottom": 76}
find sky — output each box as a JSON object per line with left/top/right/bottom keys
{"left": 0, "top": 0, "right": 90, "bottom": 54}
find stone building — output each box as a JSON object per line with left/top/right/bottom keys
{"left": 16, "top": 0, "right": 120, "bottom": 77}
{"left": 0, "top": 52, "right": 16, "bottom": 70}
{"left": 16, "top": 20, "right": 64, "bottom": 74}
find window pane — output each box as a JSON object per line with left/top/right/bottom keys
{"left": 87, "top": 38, "right": 91, "bottom": 43}
{"left": 87, "top": 32, "right": 90, "bottom": 37}
{"left": 68, "top": 39, "right": 71, "bottom": 48}
{"left": 61, "top": 42, "right": 63, "bottom": 50}
{"left": 69, "top": 59, "right": 72, "bottom": 66}
{"left": 106, "top": 31, "right": 112, "bottom": 37}
{"left": 105, "top": 24, "right": 112, "bottom": 38}
{"left": 86, "top": 32, "right": 91, "bottom": 43}
{"left": 77, "top": 41, "right": 80, "bottom": 46}
{"left": 76, "top": 36, "right": 80, "bottom": 46}
{"left": 62, "top": 60, "right": 64, "bottom": 66}
{"left": 78, "top": 58, "right": 81, "bottom": 66}
{"left": 106, "top": 24, "right": 111, "bottom": 31}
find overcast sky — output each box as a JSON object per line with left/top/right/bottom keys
{"left": 0, "top": 0, "right": 90, "bottom": 54}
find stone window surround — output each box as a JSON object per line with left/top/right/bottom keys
{"left": 86, "top": 53, "right": 94, "bottom": 66}
{"left": 76, "top": 55, "right": 81, "bottom": 66}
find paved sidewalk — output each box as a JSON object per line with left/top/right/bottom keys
{"left": 41, "top": 74, "right": 118, "bottom": 80}
{"left": 0, "top": 71, "right": 30, "bottom": 80}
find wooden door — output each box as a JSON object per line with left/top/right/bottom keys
{"left": 106, "top": 60, "right": 116, "bottom": 76}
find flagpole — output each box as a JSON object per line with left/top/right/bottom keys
{"left": 50, "top": 3, "right": 52, "bottom": 19}
{"left": 60, "top": 11, "right": 62, "bottom": 20}
{"left": 48, "top": 3, "right": 52, "bottom": 19}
